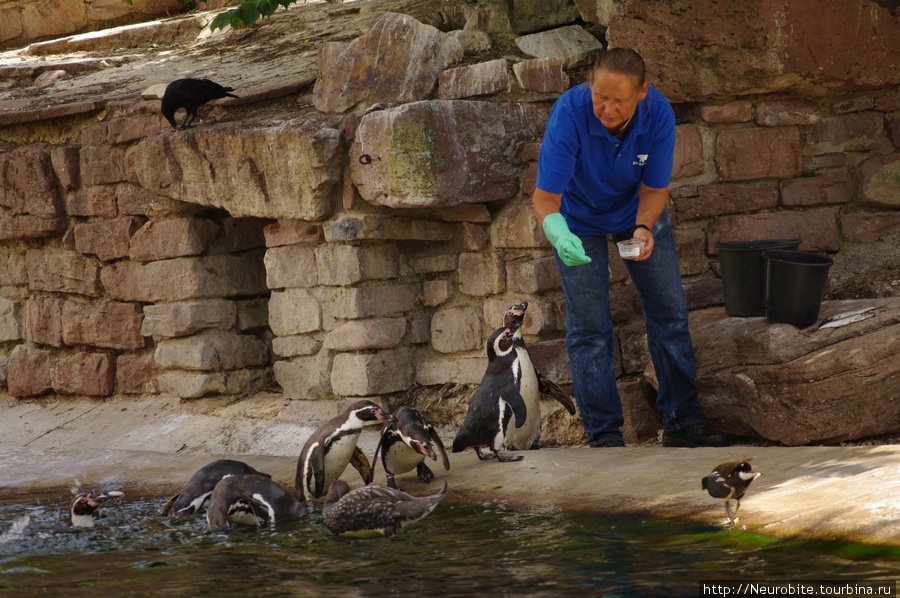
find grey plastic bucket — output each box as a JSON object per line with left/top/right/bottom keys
{"left": 715, "top": 238, "right": 802, "bottom": 317}
{"left": 763, "top": 249, "right": 834, "bottom": 327}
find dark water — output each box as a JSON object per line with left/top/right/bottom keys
{"left": 1, "top": 492, "right": 899, "bottom": 598}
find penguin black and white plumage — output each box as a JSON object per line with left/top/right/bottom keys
{"left": 70, "top": 489, "right": 124, "bottom": 528}
{"left": 702, "top": 458, "right": 761, "bottom": 524}
{"left": 503, "top": 300, "right": 576, "bottom": 448}
{"left": 295, "top": 400, "right": 394, "bottom": 505}
{"left": 206, "top": 474, "right": 307, "bottom": 532}
{"left": 162, "top": 459, "right": 271, "bottom": 518}
{"left": 452, "top": 320, "right": 529, "bottom": 462}
{"left": 373, "top": 406, "right": 450, "bottom": 490}
{"left": 322, "top": 479, "right": 448, "bottom": 537}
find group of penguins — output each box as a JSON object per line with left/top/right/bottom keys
{"left": 68, "top": 300, "right": 762, "bottom": 535}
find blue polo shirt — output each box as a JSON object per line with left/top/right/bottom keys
{"left": 536, "top": 82, "right": 676, "bottom": 236}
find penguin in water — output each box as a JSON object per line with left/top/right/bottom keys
{"left": 296, "top": 400, "right": 395, "bottom": 505}
{"left": 702, "top": 458, "right": 761, "bottom": 524}
{"left": 70, "top": 488, "right": 124, "bottom": 528}
{"left": 206, "top": 474, "right": 307, "bottom": 532}
{"left": 162, "top": 459, "right": 271, "bottom": 518}
{"left": 452, "top": 320, "right": 529, "bottom": 462}
{"left": 322, "top": 479, "right": 448, "bottom": 537}
{"left": 373, "top": 406, "right": 450, "bottom": 490}
{"left": 503, "top": 299, "right": 575, "bottom": 426}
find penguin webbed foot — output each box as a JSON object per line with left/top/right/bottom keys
{"left": 474, "top": 448, "right": 496, "bottom": 461}
{"left": 416, "top": 462, "right": 435, "bottom": 483}
{"left": 496, "top": 451, "right": 524, "bottom": 463}
{"left": 386, "top": 475, "right": 401, "bottom": 490}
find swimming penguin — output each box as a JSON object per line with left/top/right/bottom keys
{"left": 296, "top": 400, "right": 395, "bottom": 505}
{"left": 162, "top": 459, "right": 271, "bottom": 518}
{"left": 702, "top": 458, "right": 761, "bottom": 524}
{"left": 70, "top": 489, "right": 124, "bottom": 527}
{"left": 503, "top": 300, "right": 577, "bottom": 420}
{"left": 373, "top": 406, "right": 450, "bottom": 490}
{"left": 322, "top": 479, "right": 448, "bottom": 537}
{"left": 452, "top": 320, "right": 529, "bottom": 462}
{"left": 206, "top": 474, "right": 307, "bottom": 532}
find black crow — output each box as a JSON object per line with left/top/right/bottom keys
{"left": 161, "top": 78, "right": 238, "bottom": 130}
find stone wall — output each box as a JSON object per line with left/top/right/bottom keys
{"left": 0, "top": 0, "right": 205, "bottom": 50}
{"left": 0, "top": 0, "right": 899, "bottom": 444}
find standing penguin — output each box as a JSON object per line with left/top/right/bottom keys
{"left": 702, "top": 458, "right": 761, "bottom": 524}
{"left": 206, "top": 474, "right": 306, "bottom": 532}
{"left": 295, "top": 400, "right": 394, "bottom": 505}
{"left": 323, "top": 479, "right": 448, "bottom": 537}
{"left": 503, "top": 300, "right": 577, "bottom": 421}
{"left": 161, "top": 459, "right": 271, "bottom": 518}
{"left": 452, "top": 320, "right": 530, "bottom": 462}
{"left": 373, "top": 406, "right": 450, "bottom": 490}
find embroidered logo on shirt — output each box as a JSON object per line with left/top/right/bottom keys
{"left": 633, "top": 154, "right": 649, "bottom": 167}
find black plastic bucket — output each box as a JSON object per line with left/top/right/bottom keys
{"left": 763, "top": 249, "right": 834, "bottom": 327}
{"left": 715, "top": 238, "right": 802, "bottom": 317}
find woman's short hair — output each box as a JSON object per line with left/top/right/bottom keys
{"left": 591, "top": 48, "right": 646, "bottom": 87}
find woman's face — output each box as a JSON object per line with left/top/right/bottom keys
{"left": 589, "top": 70, "right": 648, "bottom": 134}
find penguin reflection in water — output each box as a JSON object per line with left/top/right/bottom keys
{"left": 702, "top": 458, "right": 761, "bottom": 525}
{"left": 323, "top": 480, "right": 448, "bottom": 537}
{"left": 206, "top": 474, "right": 307, "bottom": 532}
{"left": 161, "top": 459, "right": 270, "bottom": 518}
{"left": 452, "top": 319, "right": 532, "bottom": 462}
{"left": 373, "top": 406, "right": 450, "bottom": 490}
{"left": 296, "top": 400, "right": 395, "bottom": 505}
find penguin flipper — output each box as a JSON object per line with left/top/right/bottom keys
{"left": 161, "top": 494, "right": 179, "bottom": 516}
{"left": 426, "top": 424, "right": 451, "bottom": 471}
{"left": 537, "top": 372, "right": 576, "bottom": 415}
{"left": 350, "top": 446, "right": 374, "bottom": 484}
{"left": 501, "top": 384, "right": 528, "bottom": 428}
{"left": 310, "top": 445, "right": 327, "bottom": 499}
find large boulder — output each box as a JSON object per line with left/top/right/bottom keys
{"left": 690, "top": 298, "right": 900, "bottom": 445}
{"left": 314, "top": 12, "right": 463, "bottom": 114}
{"left": 350, "top": 100, "right": 552, "bottom": 208}
{"left": 126, "top": 116, "right": 343, "bottom": 220}
{"left": 607, "top": 0, "right": 900, "bottom": 102}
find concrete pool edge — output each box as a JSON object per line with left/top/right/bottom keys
{"left": 3, "top": 443, "right": 899, "bottom": 548}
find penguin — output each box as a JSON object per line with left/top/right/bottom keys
{"left": 452, "top": 320, "right": 529, "bottom": 462}
{"left": 70, "top": 489, "right": 124, "bottom": 527}
{"left": 161, "top": 459, "right": 271, "bottom": 518}
{"left": 295, "top": 400, "right": 395, "bottom": 505}
{"left": 702, "top": 458, "right": 761, "bottom": 524}
{"left": 372, "top": 406, "right": 450, "bottom": 490}
{"left": 503, "top": 300, "right": 575, "bottom": 449}
{"left": 206, "top": 474, "right": 307, "bottom": 532}
{"left": 322, "top": 479, "right": 448, "bottom": 537}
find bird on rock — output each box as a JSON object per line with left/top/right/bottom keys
{"left": 501, "top": 300, "right": 577, "bottom": 449}
{"left": 322, "top": 479, "right": 448, "bottom": 537}
{"left": 206, "top": 474, "right": 307, "bottom": 532}
{"left": 452, "top": 320, "right": 530, "bottom": 462}
{"left": 702, "top": 458, "right": 761, "bottom": 524}
{"left": 161, "top": 78, "right": 238, "bottom": 130}
{"left": 373, "top": 405, "right": 450, "bottom": 490}
{"left": 70, "top": 487, "right": 124, "bottom": 528}
{"left": 161, "top": 459, "right": 271, "bottom": 518}
{"left": 296, "top": 400, "right": 395, "bottom": 506}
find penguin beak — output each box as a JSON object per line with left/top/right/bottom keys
{"left": 379, "top": 409, "right": 397, "bottom": 423}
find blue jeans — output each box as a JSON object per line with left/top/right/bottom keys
{"left": 554, "top": 209, "right": 703, "bottom": 446}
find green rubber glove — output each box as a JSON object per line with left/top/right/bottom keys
{"left": 542, "top": 213, "right": 591, "bottom": 266}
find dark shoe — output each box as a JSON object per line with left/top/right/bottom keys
{"left": 591, "top": 439, "right": 626, "bottom": 447}
{"left": 662, "top": 423, "right": 730, "bottom": 447}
